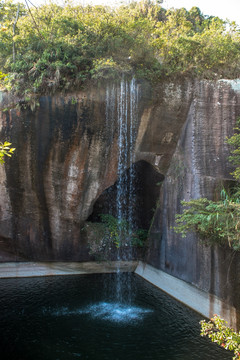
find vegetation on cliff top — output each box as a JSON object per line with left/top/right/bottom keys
{"left": 0, "top": 0, "right": 240, "bottom": 97}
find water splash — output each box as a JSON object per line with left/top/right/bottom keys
{"left": 43, "top": 302, "right": 152, "bottom": 324}
{"left": 88, "top": 302, "right": 152, "bottom": 323}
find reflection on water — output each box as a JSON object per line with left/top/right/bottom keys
{"left": 0, "top": 273, "right": 232, "bottom": 360}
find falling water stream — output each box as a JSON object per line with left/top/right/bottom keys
{"left": 105, "top": 78, "right": 140, "bottom": 304}
{"left": 116, "top": 78, "right": 139, "bottom": 235}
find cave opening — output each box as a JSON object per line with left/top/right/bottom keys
{"left": 87, "top": 160, "right": 164, "bottom": 231}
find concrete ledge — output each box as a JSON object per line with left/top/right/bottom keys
{"left": 135, "top": 261, "right": 237, "bottom": 328}
{"left": 0, "top": 261, "right": 138, "bottom": 278}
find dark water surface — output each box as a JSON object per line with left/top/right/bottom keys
{"left": 0, "top": 273, "right": 232, "bottom": 360}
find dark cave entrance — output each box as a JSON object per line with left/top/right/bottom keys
{"left": 87, "top": 160, "right": 164, "bottom": 230}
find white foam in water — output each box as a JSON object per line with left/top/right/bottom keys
{"left": 88, "top": 302, "right": 152, "bottom": 323}
{"left": 44, "top": 302, "right": 152, "bottom": 323}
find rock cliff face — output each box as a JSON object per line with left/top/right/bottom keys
{"left": 0, "top": 79, "right": 192, "bottom": 261}
{"left": 0, "top": 79, "right": 239, "bottom": 323}
{"left": 147, "top": 80, "right": 240, "bottom": 327}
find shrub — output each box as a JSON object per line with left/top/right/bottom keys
{"left": 200, "top": 315, "right": 240, "bottom": 360}
{"left": 1, "top": 1, "right": 240, "bottom": 95}
{"left": 174, "top": 120, "right": 240, "bottom": 251}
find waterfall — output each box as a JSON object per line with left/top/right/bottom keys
{"left": 116, "top": 78, "right": 139, "bottom": 258}
{"left": 105, "top": 78, "right": 140, "bottom": 303}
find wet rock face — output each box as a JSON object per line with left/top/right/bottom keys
{"left": 0, "top": 89, "right": 120, "bottom": 260}
{"left": 147, "top": 80, "right": 240, "bottom": 325}
{"left": 0, "top": 80, "right": 192, "bottom": 261}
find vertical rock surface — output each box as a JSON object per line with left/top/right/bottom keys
{"left": 0, "top": 80, "right": 192, "bottom": 261}
{"left": 147, "top": 80, "right": 240, "bottom": 326}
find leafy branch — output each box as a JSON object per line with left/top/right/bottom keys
{"left": 86, "top": 214, "right": 148, "bottom": 260}
{"left": 174, "top": 193, "right": 240, "bottom": 250}
{"left": 99, "top": 214, "right": 147, "bottom": 248}
{"left": 200, "top": 315, "right": 240, "bottom": 360}
{"left": 174, "top": 119, "right": 240, "bottom": 251}
{"left": 0, "top": 141, "right": 15, "bottom": 164}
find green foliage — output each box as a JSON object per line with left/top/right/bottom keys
{"left": 0, "top": 0, "right": 240, "bottom": 95}
{"left": 0, "top": 71, "right": 7, "bottom": 80}
{"left": 90, "top": 57, "right": 131, "bottom": 80}
{"left": 200, "top": 315, "right": 240, "bottom": 359}
{"left": 99, "top": 214, "right": 147, "bottom": 248}
{"left": 100, "top": 214, "right": 125, "bottom": 248}
{"left": 227, "top": 119, "right": 240, "bottom": 182}
{"left": 85, "top": 214, "right": 147, "bottom": 260}
{"left": 0, "top": 0, "right": 25, "bottom": 23}
{"left": 174, "top": 192, "right": 240, "bottom": 250}
{"left": 0, "top": 141, "right": 15, "bottom": 164}
{"left": 0, "top": 71, "right": 9, "bottom": 91}
{"left": 132, "top": 228, "right": 148, "bottom": 247}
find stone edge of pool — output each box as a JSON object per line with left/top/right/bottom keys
{"left": 135, "top": 261, "right": 237, "bottom": 330}
{"left": 0, "top": 260, "right": 237, "bottom": 329}
{"left": 0, "top": 261, "right": 138, "bottom": 278}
